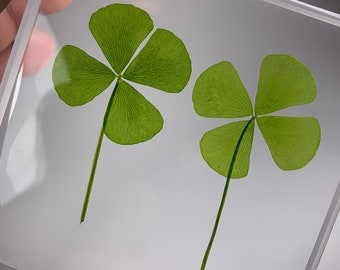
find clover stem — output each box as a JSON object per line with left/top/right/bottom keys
{"left": 200, "top": 117, "right": 254, "bottom": 269}
{"left": 80, "top": 81, "right": 119, "bottom": 223}
{"left": 80, "top": 125, "right": 105, "bottom": 223}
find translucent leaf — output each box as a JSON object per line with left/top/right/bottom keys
{"left": 257, "top": 116, "right": 320, "bottom": 170}
{"left": 192, "top": 61, "right": 253, "bottom": 118}
{"left": 255, "top": 54, "right": 316, "bottom": 115}
{"left": 52, "top": 45, "right": 115, "bottom": 106}
{"left": 124, "top": 28, "right": 192, "bottom": 93}
{"left": 89, "top": 4, "right": 154, "bottom": 73}
{"left": 200, "top": 120, "right": 254, "bottom": 178}
{"left": 104, "top": 80, "right": 163, "bottom": 145}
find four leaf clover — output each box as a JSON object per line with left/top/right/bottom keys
{"left": 52, "top": 4, "right": 191, "bottom": 222}
{"left": 192, "top": 54, "right": 321, "bottom": 269}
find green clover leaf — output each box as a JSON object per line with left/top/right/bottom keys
{"left": 52, "top": 45, "right": 116, "bottom": 106}
{"left": 52, "top": 4, "right": 191, "bottom": 222}
{"left": 104, "top": 79, "right": 164, "bottom": 145}
{"left": 192, "top": 54, "right": 320, "bottom": 269}
{"left": 200, "top": 120, "right": 254, "bottom": 178}
{"left": 193, "top": 61, "right": 253, "bottom": 118}
{"left": 255, "top": 54, "right": 316, "bottom": 115}
{"left": 257, "top": 115, "right": 320, "bottom": 170}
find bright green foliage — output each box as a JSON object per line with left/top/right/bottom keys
{"left": 200, "top": 120, "right": 254, "bottom": 178}
{"left": 124, "top": 28, "right": 191, "bottom": 93}
{"left": 255, "top": 55, "right": 316, "bottom": 115}
{"left": 89, "top": 4, "right": 153, "bottom": 74}
{"left": 52, "top": 3, "right": 191, "bottom": 222}
{"left": 257, "top": 116, "right": 320, "bottom": 170}
{"left": 193, "top": 54, "right": 320, "bottom": 270}
{"left": 53, "top": 4, "right": 191, "bottom": 145}
{"left": 193, "top": 61, "right": 253, "bottom": 118}
{"left": 104, "top": 80, "right": 164, "bottom": 145}
{"left": 193, "top": 54, "right": 320, "bottom": 177}
{"left": 52, "top": 45, "right": 115, "bottom": 106}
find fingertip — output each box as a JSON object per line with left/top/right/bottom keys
{"left": 0, "top": 9, "right": 17, "bottom": 51}
{"left": 39, "top": 0, "right": 73, "bottom": 14}
{"left": 22, "top": 27, "right": 55, "bottom": 77}
{"left": 0, "top": 46, "right": 12, "bottom": 83}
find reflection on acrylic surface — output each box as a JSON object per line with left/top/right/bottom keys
{"left": 262, "top": 0, "right": 340, "bottom": 26}
{"left": 0, "top": 49, "right": 54, "bottom": 206}
{"left": 0, "top": 118, "right": 44, "bottom": 206}
{"left": 0, "top": 76, "right": 46, "bottom": 206}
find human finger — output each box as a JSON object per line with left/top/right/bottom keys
{"left": 39, "top": 0, "right": 73, "bottom": 14}
{"left": 6, "top": 0, "right": 26, "bottom": 26}
{"left": 22, "top": 27, "right": 55, "bottom": 76}
{"left": 0, "top": 9, "right": 17, "bottom": 51}
{"left": 7, "top": 0, "right": 73, "bottom": 26}
{"left": 0, "top": 45, "right": 11, "bottom": 82}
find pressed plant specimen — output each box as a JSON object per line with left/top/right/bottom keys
{"left": 52, "top": 3, "right": 191, "bottom": 223}
{"left": 192, "top": 54, "right": 321, "bottom": 269}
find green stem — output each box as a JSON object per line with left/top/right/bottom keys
{"left": 80, "top": 125, "right": 105, "bottom": 223}
{"left": 200, "top": 117, "right": 254, "bottom": 269}
{"left": 80, "top": 81, "right": 119, "bottom": 223}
